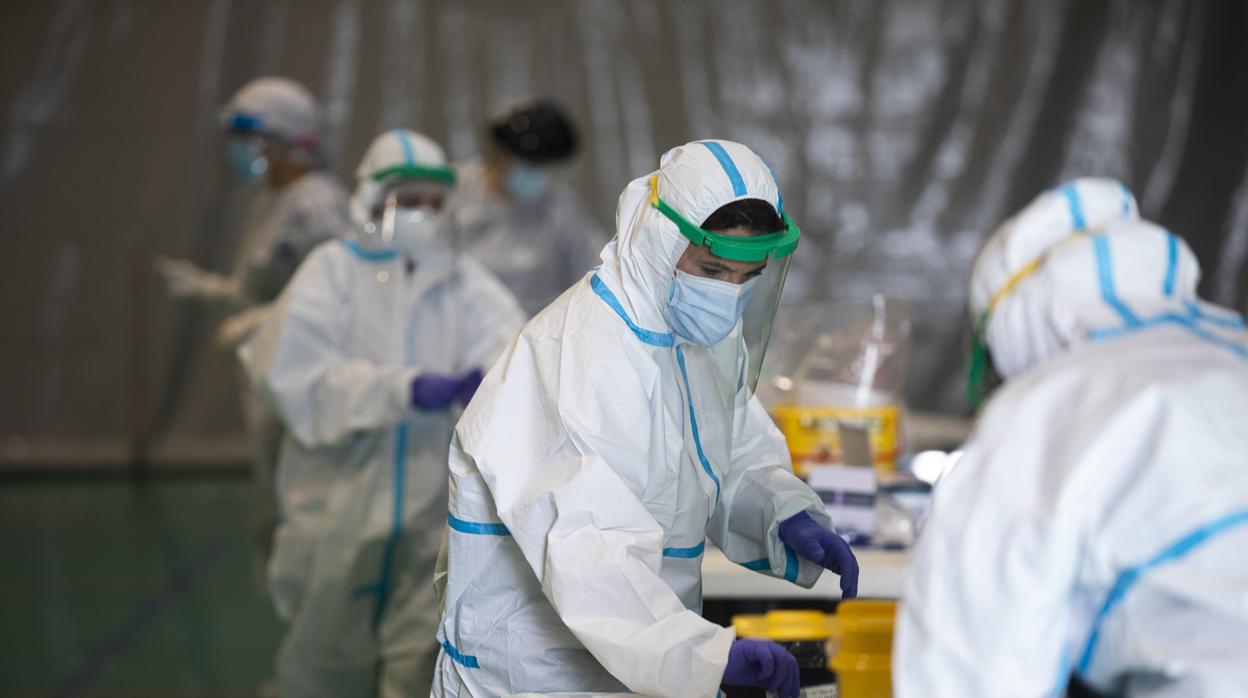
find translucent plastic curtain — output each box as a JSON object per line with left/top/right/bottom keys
{"left": 3, "top": 0, "right": 1247, "bottom": 466}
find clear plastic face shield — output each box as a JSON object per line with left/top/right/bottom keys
{"left": 651, "top": 176, "right": 800, "bottom": 394}
{"left": 356, "top": 163, "right": 456, "bottom": 260}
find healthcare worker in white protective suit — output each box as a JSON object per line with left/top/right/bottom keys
{"left": 156, "top": 76, "right": 349, "bottom": 567}
{"left": 894, "top": 178, "right": 1248, "bottom": 698}
{"left": 239, "top": 129, "right": 526, "bottom": 698}
{"left": 434, "top": 140, "right": 860, "bottom": 698}
{"left": 448, "top": 97, "right": 609, "bottom": 316}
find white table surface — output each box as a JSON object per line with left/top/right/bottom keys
{"left": 701, "top": 545, "right": 911, "bottom": 600}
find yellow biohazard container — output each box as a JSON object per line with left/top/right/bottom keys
{"left": 827, "top": 600, "right": 897, "bottom": 698}
{"left": 773, "top": 401, "right": 902, "bottom": 475}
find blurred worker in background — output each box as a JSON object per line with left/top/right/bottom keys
{"left": 448, "top": 96, "right": 609, "bottom": 316}
{"left": 434, "top": 139, "right": 858, "bottom": 698}
{"left": 895, "top": 178, "right": 1248, "bottom": 697}
{"left": 238, "top": 129, "right": 525, "bottom": 697}
{"left": 155, "top": 76, "right": 349, "bottom": 569}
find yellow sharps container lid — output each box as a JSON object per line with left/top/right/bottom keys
{"left": 732, "top": 610, "right": 832, "bottom": 642}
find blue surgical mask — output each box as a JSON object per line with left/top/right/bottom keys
{"left": 226, "top": 138, "right": 268, "bottom": 183}
{"left": 666, "top": 270, "right": 758, "bottom": 346}
{"left": 504, "top": 162, "right": 552, "bottom": 203}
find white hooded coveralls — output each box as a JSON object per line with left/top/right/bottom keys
{"left": 239, "top": 130, "right": 526, "bottom": 698}
{"left": 894, "top": 179, "right": 1248, "bottom": 698}
{"left": 433, "top": 140, "right": 834, "bottom": 697}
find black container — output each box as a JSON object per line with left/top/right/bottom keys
{"left": 785, "top": 639, "right": 837, "bottom": 695}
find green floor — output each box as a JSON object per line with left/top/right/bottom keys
{"left": 0, "top": 475, "right": 284, "bottom": 698}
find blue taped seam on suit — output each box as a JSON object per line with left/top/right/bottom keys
{"left": 783, "top": 544, "right": 799, "bottom": 583}
{"left": 447, "top": 513, "right": 510, "bottom": 536}
{"left": 1087, "top": 237, "right": 1246, "bottom": 356}
{"left": 1076, "top": 508, "right": 1248, "bottom": 673}
{"left": 1163, "top": 233, "right": 1178, "bottom": 297}
{"left": 1090, "top": 313, "right": 1248, "bottom": 357}
{"left": 663, "top": 540, "right": 706, "bottom": 558}
{"left": 372, "top": 423, "right": 408, "bottom": 631}
{"left": 1119, "top": 182, "right": 1134, "bottom": 215}
{"left": 740, "top": 558, "right": 771, "bottom": 571}
{"left": 1048, "top": 644, "right": 1074, "bottom": 698}
{"left": 1185, "top": 300, "right": 1245, "bottom": 328}
{"left": 1093, "top": 235, "right": 1141, "bottom": 326}
{"left": 764, "top": 161, "right": 784, "bottom": 214}
{"left": 342, "top": 239, "right": 398, "bottom": 262}
{"left": 1070, "top": 186, "right": 1244, "bottom": 358}
{"left": 590, "top": 274, "right": 674, "bottom": 347}
{"left": 698, "top": 141, "right": 748, "bottom": 196}
{"left": 675, "top": 346, "right": 722, "bottom": 504}
{"left": 395, "top": 128, "right": 416, "bottom": 165}
{"left": 442, "top": 640, "right": 480, "bottom": 669}
{"left": 1060, "top": 183, "right": 1087, "bottom": 230}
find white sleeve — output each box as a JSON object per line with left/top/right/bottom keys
{"left": 239, "top": 246, "right": 416, "bottom": 448}
{"left": 708, "top": 394, "right": 829, "bottom": 587}
{"left": 462, "top": 332, "right": 733, "bottom": 698}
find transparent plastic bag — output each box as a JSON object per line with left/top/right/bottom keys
{"left": 769, "top": 295, "right": 910, "bottom": 473}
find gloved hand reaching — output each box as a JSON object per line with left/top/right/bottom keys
{"left": 721, "top": 638, "right": 800, "bottom": 698}
{"left": 778, "top": 511, "right": 860, "bottom": 598}
{"left": 453, "top": 368, "right": 485, "bottom": 407}
{"left": 154, "top": 255, "right": 239, "bottom": 302}
{"left": 410, "top": 368, "right": 485, "bottom": 411}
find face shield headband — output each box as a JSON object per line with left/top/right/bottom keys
{"left": 648, "top": 176, "right": 800, "bottom": 262}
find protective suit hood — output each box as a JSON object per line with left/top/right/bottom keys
{"left": 596, "top": 140, "right": 782, "bottom": 335}
{"left": 348, "top": 129, "right": 455, "bottom": 255}
{"left": 221, "top": 77, "right": 325, "bottom": 163}
{"left": 970, "top": 178, "right": 1221, "bottom": 379}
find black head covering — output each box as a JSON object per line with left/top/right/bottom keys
{"left": 488, "top": 97, "right": 579, "bottom": 163}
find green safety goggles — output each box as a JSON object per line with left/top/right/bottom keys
{"left": 649, "top": 176, "right": 800, "bottom": 262}
{"left": 370, "top": 164, "right": 457, "bottom": 187}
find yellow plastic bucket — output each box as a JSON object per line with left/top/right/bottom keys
{"left": 827, "top": 600, "right": 896, "bottom": 698}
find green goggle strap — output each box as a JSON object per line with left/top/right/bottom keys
{"left": 650, "top": 182, "right": 800, "bottom": 261}
{"left": 370, "top": 164, "right": 457, "bottom": 187}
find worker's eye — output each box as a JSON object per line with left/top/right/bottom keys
{"left": 700, "top": 264, "right": 729, "bottom": 279}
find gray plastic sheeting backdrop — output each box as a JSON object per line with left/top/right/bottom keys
{"left": 2, "top": 0, "right": 1247, "bottom": 466}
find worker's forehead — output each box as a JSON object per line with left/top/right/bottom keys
{"left": 684, "top": 243, "right": 766, "bottom": 270}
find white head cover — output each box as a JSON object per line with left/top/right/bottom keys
{"left": 349, "top": 129, "right": 451, "bottom": 236}
{"left": 970, "top": 177, "right": 1212, "bottom": 378}
{"left": 222, "top": 77, "right": 322, "bottom": 146}
{"left": 596, "top": 139, "right": 782, "bottom": 333}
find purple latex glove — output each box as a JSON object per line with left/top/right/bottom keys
{"left": 778, "top": 511, "right": 860, "bottom": 598}
{"left": 409, "top": 374, "right": 461, "bottom": 410}
{"left": 722, "top": 639, "right": 800, "bottom": 698}
{"left": 454, "top": 368, "right": 485, "bottom": 407}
